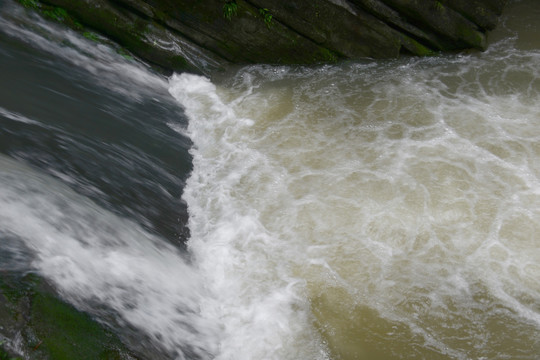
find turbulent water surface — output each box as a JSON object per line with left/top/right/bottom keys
{"left": 1, "top": 0, "right": 540, "bottom": 359}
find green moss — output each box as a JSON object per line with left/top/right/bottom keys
{"left": 0, "top": 282, "right": 22, "bottom": 306}
{"left": 259, "top": 8, "right": 273, "bottom": 28}
{"left": 116, "top": 47, "right": 135, "bottom": 61}
{"left": 17, "top": 0, "right": 39, "bottom": 10}
{"left": 43, "top": 7, "right": 68, "bottom": 21}
{"left": 0, "top": 273, "right": 40, "bottom": 305}
{"left": 456, "top": 23, "right": 486, "bottom": 49}
{"left": 30, "top": 292, "right": 123, "bottom": 360}
{"left": 317, "top": 47, "right": 338, "bottom": 63}
{"left": 0, "top": 274, "right": 134, "bottom": 360}
{"left": 409, "top": 40, "right": 437, "bottom": 56}
{"left": 17, "top": 0, "right": 84, "bottom": 31}
{"left": 83, "top": 31, "right": 100, "bottom": 42}
{"left": 398, "top": 33, "right": 438, "bottom": 56}
{"left": 41, "top": 6, "right": 84, "bottom": 30}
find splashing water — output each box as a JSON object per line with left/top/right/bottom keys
{"left": 1, "top": 0, "right": 539, "bottom": 359}
{"left": 169, "top": 6, "right": 540, "bottom": 357}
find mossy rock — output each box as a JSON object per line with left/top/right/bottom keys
{"left": 0, "top": 273, "right": 137, "bottom": 360}
{"left": 30, "top": 292, "right": 127, "bottom": 360}
{"left": 15, "top": 0, "right": 508, "bottom": 74}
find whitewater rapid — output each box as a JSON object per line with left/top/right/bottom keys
{"left": 169, "top": 24, "right": 540, "bottom": 359}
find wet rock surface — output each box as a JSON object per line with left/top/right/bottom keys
{"left": 25, "top": 0, "right": 507, "bottom": 74}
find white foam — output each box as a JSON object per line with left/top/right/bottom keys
{"left": 169, "top": 73, "right": 328, "bottom": 360}
{"left": 170, "top": 40, "right": 540, "bottom": 358}
{"left": 0, "top": 155, "right": 219, "bottom": 359}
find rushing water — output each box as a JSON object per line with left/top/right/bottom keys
{"left": 1, "top": 0, "right": 540, "bottom": 359}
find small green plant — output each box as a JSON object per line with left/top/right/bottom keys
{"left": 259, "top": 8, "right": 273, "bottom": 28}
{"left": 223, "top": 0, "right": 237, "bottom": 20}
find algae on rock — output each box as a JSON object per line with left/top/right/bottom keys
{"left": 17, "top": 0, "right": 507, "bottom": 74}
{"left": 0, "top": 273, "right": 139, "bottom": 360}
